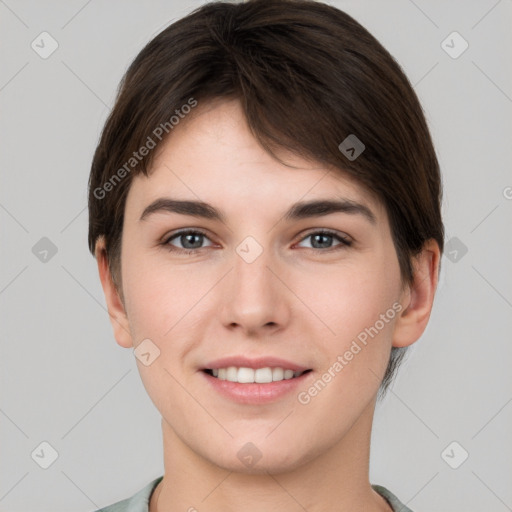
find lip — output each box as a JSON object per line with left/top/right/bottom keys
{"left": 200, "top": 356, "right": 313, "bottom": 405}
{"left": 202, "top": 356, "right": 310, "bottom": 373}
{"left": 201, "top": 370, "right": 312, "bottom": 404}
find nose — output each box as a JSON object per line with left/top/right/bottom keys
{"left": 218, "top": 244, "right": 291, "bottom": 337}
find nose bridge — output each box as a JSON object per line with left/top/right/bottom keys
{"left": 236, "top": 255, "right": 269, "bottom": 293}
{"left": 233, "top": 240, "right": 275, "bottom": 304}
{"left": 221, "top": 236, "right": 288, "bottom": 331}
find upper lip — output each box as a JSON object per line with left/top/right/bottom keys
{"left": 203, "top": 356, "right": 310, "bottom": 372}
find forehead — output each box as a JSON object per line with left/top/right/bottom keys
{"left": 125, "top": 99, "right": 385, "bottom": 222}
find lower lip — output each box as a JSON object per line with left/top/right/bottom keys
{"left": 201, "top": 371, "right": 312, "bottom": 405}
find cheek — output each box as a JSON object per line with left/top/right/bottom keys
{"left": 296, "top": 261, "right": 400, "bottom": 343}
{"left": 121, "top": 249, "right": 219, "bottom": 350}
{"left": 120, "top": 254, "right": 203, "bottom": 407}
{"left": 293, "top": 267, "right": 400, "bottom": 414}
{"left": 121, "top": 252, "right": 185, "bottom": 339}
{"left": 293, "top": 256, "right": 402, "bottom": 401}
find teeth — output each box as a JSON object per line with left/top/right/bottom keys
{"left": 235, "top": 367, "right": 251, "bottom": 383}
{"left": 210, "top": 366, "right": 303, "bottom": 383}
{"left": 255, "top": 367, "right": 273, "bottom": 383}
{"left": 272, "top": 367, "right": 284, "bottom": 381}
{"left": 226, "top": 366, "right": 238, "bottom": 381}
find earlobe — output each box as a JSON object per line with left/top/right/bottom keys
{"left": 392, "top": 239, "right": 441, "bottom": 348}
{"left": 95, "top": 237, "right": 134, "bottom": 349}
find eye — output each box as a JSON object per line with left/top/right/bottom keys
{"left": 296, "top": 230, "right": 352, "bottom": 251}
{"left": 163, "top": 229, "right": 214, "bottom": 252}
{"left": 161, "top": 228, "right": 352, "bottom": 255}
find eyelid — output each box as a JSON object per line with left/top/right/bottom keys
{"left": 297, "top": 227, "right": 352, "bottom": 242}
{"left": 294, "top": 228, "right": 353, "bottom": 248}
{"left": 162, "top": 228, "right": 214, "bottom": 248}
{"left": 162, "top": 227, "right": 209, "bottom": 240}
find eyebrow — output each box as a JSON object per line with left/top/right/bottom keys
{"left": 139, "top": 197, "right": 376, "bottom": 225}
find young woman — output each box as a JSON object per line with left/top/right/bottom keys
{"left": 88, "top": 1, "right": 443, "bottom": 510}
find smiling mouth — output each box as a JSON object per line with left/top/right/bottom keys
{"left": 203, "top": 367, "right": 313, "bottom": 384}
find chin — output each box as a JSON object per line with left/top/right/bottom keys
{"left": 203, "top": 442, "right": 314, "bottom": 476}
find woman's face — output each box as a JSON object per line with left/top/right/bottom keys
{"left": 116, "top": 99, "right": 407, "bottom": 472}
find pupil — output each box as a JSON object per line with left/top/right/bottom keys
{"left": 313, "top": 234, "right": 331, "bottom": 248}
{"left": 183, "top": 233, "right": 202, "bottom": 249}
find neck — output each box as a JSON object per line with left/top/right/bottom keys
{"left": 150, "top": 397, "right": 391, "bottom": 512}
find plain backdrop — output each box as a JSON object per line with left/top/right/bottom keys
{"left": 1, "top": 1, "right": 511, "bottom": 511}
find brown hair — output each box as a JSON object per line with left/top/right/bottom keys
{"left": 88, "top": 0, "right": 444, "bottom": 393}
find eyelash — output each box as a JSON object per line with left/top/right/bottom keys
{"left": 161, "top": 229, "right": 352, "bottom": 255}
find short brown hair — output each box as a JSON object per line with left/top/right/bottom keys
{"left": 88, "top": 0, "right": 444, "bottom": 393}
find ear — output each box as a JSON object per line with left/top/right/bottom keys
{"left": 95, "top": 236, "right": 134, "bottom": 348}
{"left": 392, "top": 239, "right": 441, "bottom": 348}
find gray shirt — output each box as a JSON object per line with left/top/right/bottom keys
{"left": 95, "top": 476, "right": 414, "bottom": 511}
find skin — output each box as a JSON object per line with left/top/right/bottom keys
{"left": 95, "top": 99, "right": 440, "bottom": 512}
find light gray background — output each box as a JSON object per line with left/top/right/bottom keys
{"left": 1, "top": 0, "right": 511, "bottom": 510}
